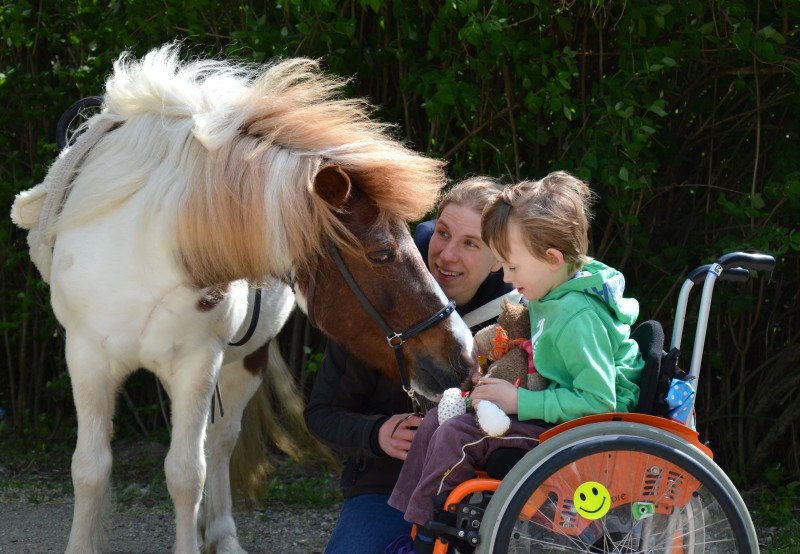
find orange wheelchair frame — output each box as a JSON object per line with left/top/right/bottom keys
{"left": 429, "top": 413, "right": 711, "bottom": 553}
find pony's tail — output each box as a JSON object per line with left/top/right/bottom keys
{"left": 230, "top": 340, "right": 336, "bottom": 502}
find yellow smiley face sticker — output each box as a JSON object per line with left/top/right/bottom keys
{"left": 573, "top": 481, "right": 611, "bottom": 520}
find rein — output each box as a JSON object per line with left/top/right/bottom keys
{"left": 326, "top": 238, "right": 456, "bottom": 413}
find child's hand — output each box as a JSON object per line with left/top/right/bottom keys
{"left": 470, "top": 377, "right": 519, "bottom": 415}
{"left": 378, "top": 413, "right": 423, "bottom": 460}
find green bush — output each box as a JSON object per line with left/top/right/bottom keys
{"left": 1, "top": 0, "right": 798, "bottom": 485}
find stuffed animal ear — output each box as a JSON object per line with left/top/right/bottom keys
{"left": 497, "top": 298, "right": 514, "bottom": 326}
{"left": 498, "top": 300, "right": 530, "bottom": 339}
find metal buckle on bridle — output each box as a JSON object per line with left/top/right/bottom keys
{"left": 403, "top": 385, "right": 422, "bottom": 415}
{"left": 387, "top": 333, "right": 405, "bottom": 349}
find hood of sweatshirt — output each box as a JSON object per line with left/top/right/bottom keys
{"left": 541, "top": 258, "right": 639, "bottom": 325}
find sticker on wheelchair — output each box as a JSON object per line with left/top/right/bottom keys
{"left": 573, "top": 481, "right": 611, "bottom": 520}
{"left": 632, "top": 501, "right": 656, "bottom": 521}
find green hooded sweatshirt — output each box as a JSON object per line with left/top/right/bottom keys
{"left": 517, "top": 258, "right": 644, "bottom": 424}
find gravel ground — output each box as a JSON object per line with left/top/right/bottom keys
{"left": 1, "top": 441, "right": 793, "bottom": 553}
{"left": 0, "top": 441, "right": 339, "bottom": 554}
{"left": 0, "top": 500, "right": 337, "bottom": 553}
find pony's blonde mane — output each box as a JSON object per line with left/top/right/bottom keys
{"left": 54, "top": 44, "right": 444, "bottom": 286}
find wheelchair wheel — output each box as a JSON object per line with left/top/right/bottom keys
{"left": 476, "top": 421, "right": 758, "bottom": 553}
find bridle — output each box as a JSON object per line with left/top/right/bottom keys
{"left": 310, "top": 238, "right": 456, "bottom": 412}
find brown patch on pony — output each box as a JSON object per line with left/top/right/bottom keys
{"left": 242, "top": 342, "right": 269, "bottom": 375}
{"left": 197, "top": 283, "right": 230, "bottom": 312}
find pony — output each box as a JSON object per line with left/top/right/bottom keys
{"left": 10, "top": 44, "right": 474, "bottom": 553}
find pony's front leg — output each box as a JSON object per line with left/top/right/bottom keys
{"left": 201, "top": 354, "right": 264, "bottom": 554}
{"left": 65, "top": 337, "right": 126, "bottom": 554}
{"left": 163, "top": 354, "right": 221, "bottom": 554}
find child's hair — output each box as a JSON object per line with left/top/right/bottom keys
{"left": 481, "top": 171, "right": 594, "bottom": 273}
{"left": 438, "top": 176, "right": 505, "bottom": 216}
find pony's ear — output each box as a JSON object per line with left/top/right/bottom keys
{"left": 313, "top": 165, "right": 351, "bottom": 209}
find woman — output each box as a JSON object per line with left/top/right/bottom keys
{"left": 304, "top": 177, "right": 520, "bottom": 554}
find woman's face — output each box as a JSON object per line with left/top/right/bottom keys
{"left": 427, "top": 203, "right": 501, "bottom": 306}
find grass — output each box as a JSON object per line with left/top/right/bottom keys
{"left": 0, "top": 475, "right": 73, "bottom": 504}
{"left": 0, "top": 436, "right": 74, "bottom": 504}
{"left": 748, "top": 479, "right": 800, "bottom": 552}
{"left": 262, "top": 457, "right": 342, "bottom": 509}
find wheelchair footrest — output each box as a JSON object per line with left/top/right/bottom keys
{"left": 426, "top": 491, "right": 494, "bottom": 552}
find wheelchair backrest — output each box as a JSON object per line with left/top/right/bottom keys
{"left": 632, "top": 319, "right": 693, "bottom": 417}
{"left": 631, "top": 320, "right": 665, "bottom": 414}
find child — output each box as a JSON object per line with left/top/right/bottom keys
{"left": 386, "top": 171, "right": 644, "bottom": 554}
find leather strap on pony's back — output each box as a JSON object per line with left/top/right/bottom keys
{"left": 327, "top": 238, "right": 456, "bottom": 413}
{"left": 228, "top": 288, "right": 262, "bottom": 346}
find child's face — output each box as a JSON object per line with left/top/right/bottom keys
{"left": 493, "top": 220, "right": 567, "bottom": 301}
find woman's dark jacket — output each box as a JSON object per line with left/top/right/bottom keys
{"left": 303, "top": 220, "right": 512, "bottom": 498}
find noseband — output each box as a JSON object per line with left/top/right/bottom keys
{"left": 323, "top": 238, "right": 456, "bottom": 411}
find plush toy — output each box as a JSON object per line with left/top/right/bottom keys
{"left": 438, "top": 299, "right": 548, "bottom": 436}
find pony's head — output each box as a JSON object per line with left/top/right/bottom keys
{"left": 295, "top": 165, "right": 475, "bottom": 398}
{"left": 52, "top": 44, "right": 475, "bottom": 398}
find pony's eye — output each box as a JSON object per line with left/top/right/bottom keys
{"left": 368, "top": 249, "right": 394, "bottom": 264}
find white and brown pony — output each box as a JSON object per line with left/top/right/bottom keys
{"left": 11, "top": 44, "right": 474, "bottom": 553}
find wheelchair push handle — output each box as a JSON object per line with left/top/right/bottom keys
{"left": 686, "top": 252, "right": 775, "bottom": 286}
{"left": 670, "top": 251, "right": 776, "bottom": 424}
{"left": 715, "top": 251, "right": 776, "bottom": 274}
{"left": 673, "top": 251, "right": 776, "bottom": 350}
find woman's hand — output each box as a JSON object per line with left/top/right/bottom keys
{"left": 470, "top": 377, "right": 519, "bottom": 415}
{"left": 378, "top": 413, "right": 423, "bottom": 460}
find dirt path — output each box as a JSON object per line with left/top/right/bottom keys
{"left": 0, "top": 500, "right": 336, "bottom": 553}
{"left": 0, "top": 440, "right": 339, "bottom": 553}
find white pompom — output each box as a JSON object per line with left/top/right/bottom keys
{"left": 438, "top": 388, "right": 467, "bottom": 425}
{"left": 475, "top": 401, "right": 511, "bottom": 436}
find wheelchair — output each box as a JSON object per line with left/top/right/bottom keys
{"left": 423, "top": 251, "right": 775, "bottom": 554}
